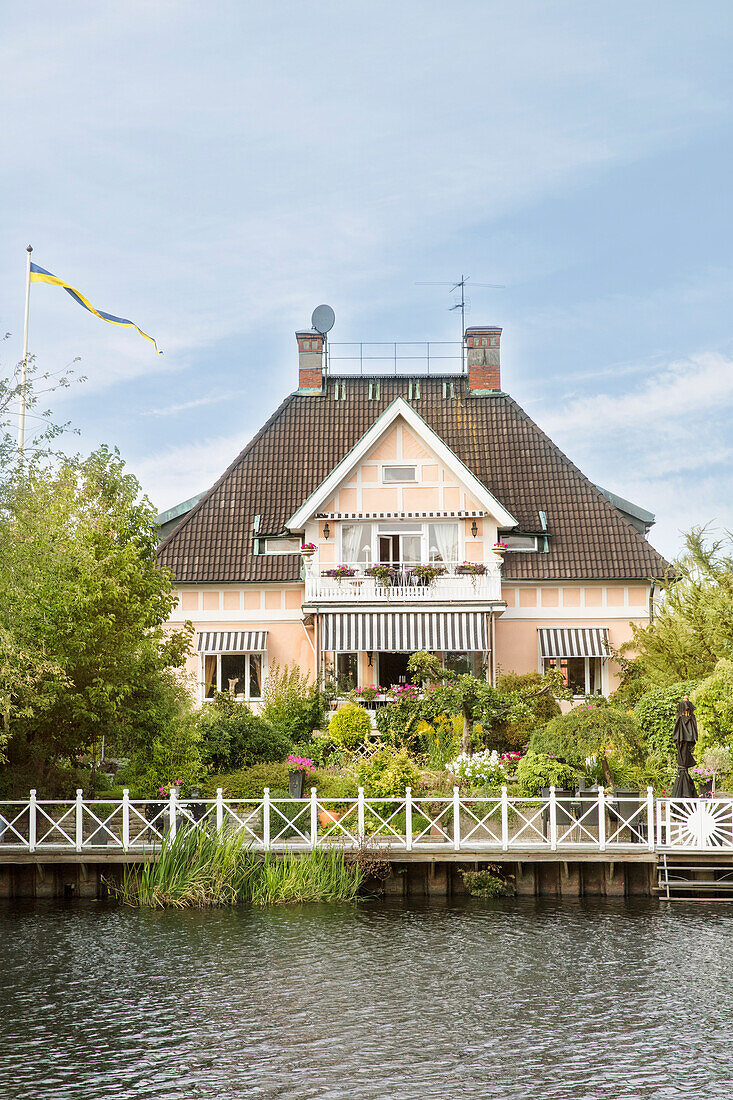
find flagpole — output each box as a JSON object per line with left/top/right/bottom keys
{"left": 18, "top": 244, "right": 33, "bottom": 455}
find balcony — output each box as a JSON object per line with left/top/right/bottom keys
{"left": 304, "top": 560, "right": 502, "bottom": 605}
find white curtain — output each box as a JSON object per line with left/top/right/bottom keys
{"left": 429, "top": 523, "right": 458, "bottom": 564}
{"left": 341, "top": 523, "right": 371, "bottom": 563}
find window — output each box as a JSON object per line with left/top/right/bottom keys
{"left": 382, "top": 465, "right": 417, "bottom": 483}
{"left": 336, "top": 652, "right": 358, "bottom": 692}
{"left": 444, "top": 652, "right": 485, "bottom": 678}
{"left": 341, "top": 523, "right": 373, "bottom": 564}
{"left": 203, "top": 652, "right": 264, "bottom": 700}
{"left": 543, "top": 657, "right": 603, "bottom": 697}
{"left": 428, "top": 522, "right": 459, "bottom": 563}
{"left": 500, "top": 534, "right": 538, "bottom": 552}
{"left": 264, "top": 537, "right": 301, "bottom": 554}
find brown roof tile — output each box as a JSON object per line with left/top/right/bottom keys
{"left": 157, "top": 376, "right": 671, "bottom": 583}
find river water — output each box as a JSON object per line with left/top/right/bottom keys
{"left": 1, "top": 897, "right": 731, "bottom": 1100}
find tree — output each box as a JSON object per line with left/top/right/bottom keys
{"left": 0, "top": 447, "right": 192, "bottom": 794}
{"left": 615, "top": 528, "right": 733, "bottom": 694}
{"left": 693, "top": 659, "right": 733, "bottom": 760}
{"left": 530, "top": 702, "right": 645, "bottom": 785}
{"left": 0, "top": 344, "right": 83, "bottom": 491}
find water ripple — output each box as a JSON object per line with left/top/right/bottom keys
{"left": 1, "top": 898, "right": 732, "bottom": 1099}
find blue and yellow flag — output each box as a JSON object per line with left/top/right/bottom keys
{"left": 30, "top": 262, "right": 162, "bottom": 354}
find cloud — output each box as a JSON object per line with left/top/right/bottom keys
{"left": 129, "top": 430, "right": 249, "bottom": 512}
{"left": 542, "top": 353, "right": 733, "bottom": 438}
{"left": 143, "top": 392, "right": 235, "bottom": 417}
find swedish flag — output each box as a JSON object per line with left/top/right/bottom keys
{"left": 30, "top": 263, "right": 162, "bottom": 354}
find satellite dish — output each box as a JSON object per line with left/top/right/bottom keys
{"left": 311, "top": 304, "right": 335, "bottom": 335}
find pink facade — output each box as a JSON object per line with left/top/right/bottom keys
{"left": 159, "top": 324, "right": 668, "bottom": 707}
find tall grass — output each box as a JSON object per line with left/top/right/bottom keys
{"left": 108, "top": 829, "right": 363, "bottom": 909}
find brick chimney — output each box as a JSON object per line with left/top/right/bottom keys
{"left": 296, "top": 330, "right": 325, "bottom": 393}
{"left": 465, "top": 326, "right": 502, "bottom": 392}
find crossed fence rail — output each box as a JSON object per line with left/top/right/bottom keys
{"left": 1, "top": 788, "right": 731, "bottom": 854}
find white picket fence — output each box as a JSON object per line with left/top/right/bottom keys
{"left": 1, "top": 788, "right": 732, "bottom": 854}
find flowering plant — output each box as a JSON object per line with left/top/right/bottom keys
{"left": 410, "top": 563, "right": 445, "bottom": 585}
{"left": 352, "top": 684, "right": 382, "bottom": 702}
{"left": 493, "top": 541, "right": 508, "bottom": 550}
{"left": 456, "top": 561, "right": 487, "bottom": 575}
{"left": 287, "top": 755, "right": 315, "bottom": 773}
{"left": 446, "top": 749, "right": 505, "bottom": 784}
{"left": 365, "top": 564, "right": 392, "bottom": 584}
{"left": 322, "top": 565, "right": 357, "bottom": 579}
{"left": 158, "top": 780, "right": 183, "bottom": 796}
{"left": 300, "top": 542, "right": 316, "bottom": 551}
{"left": 388, "top": 682, "right": 420, "bottom": 700}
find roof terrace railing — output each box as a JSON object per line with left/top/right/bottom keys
{"left": 326, "top": 341, "right": 464, "bottom": 376}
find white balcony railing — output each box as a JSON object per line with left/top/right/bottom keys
{"left": 304, "top": 560, "right": 502, "bottom": 604}
{"left": 2, "top": 789, "right": 731, "bottom": 854}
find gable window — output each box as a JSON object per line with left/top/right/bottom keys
{"left": 264, "top": 537, "right": 301, "bottom": 554}
{"left": 382, "top": 465, "right": 417, "bottom": 483}
{"left": 204, "top": 652, "right": 263, "bottom": 701}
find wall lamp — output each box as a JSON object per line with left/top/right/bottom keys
{"left": 323, "top": 522, "right": 330, "bottom": 539}
{"left": 471, "top": 520, "right": 478, "bottom": 538}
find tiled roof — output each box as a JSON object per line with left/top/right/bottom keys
{"left": 157, "top": 376, "right": 671, "bottom": 584}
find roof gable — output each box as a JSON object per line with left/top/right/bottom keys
{"left": 287, "top": 397, "right": 517, "bottom": 530}
{"left": 157, "top": 376, "right": 671, "bottom": 584}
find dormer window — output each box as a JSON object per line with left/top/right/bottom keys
{"left": 500, "top": 533, "right": 538, "bottom": 552}
{"left": 382, "top": 465, "right": 417, "bottom": 483}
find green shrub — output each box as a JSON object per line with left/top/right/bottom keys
{"left": 694, "top": 660, "right": 733, "bottom": 759}
{"left": 516, "top": 751, "right": 579, "bottom": 796}
{"left": 418, "top": 714, "right": 461, "bottom": 770}
{"left": 461, "top": 867, "right": 515, "bottom": 898}
{"left": 203, "top": 762, "right": 290, "bottom": 799}
{"left": 293, "top": 732, "right": 342, "bottom": 768}
{"left": 329, "top": 703, "right": 372, "bottom": 749}
{"left": 202, "top": 763, "right": 357, "bottom": 801}
{"left": 356, "top": 746, "right": 420, "bottom": 797}
{"left": 634, "top": 680, "right": 699, "bottom": 759}
{"left": 195, "top": 694, "right": 292, "bottom": 771}
{"left": 119, "top": 717, "right": 203, "bottom": 797}
{"left": 493, "top": 670, "right": 562, "bottom": 751}
{"left": 260, "top": 664, "right": 324, "bottom": 742}
{"left": 530, "top": 703, "right": 644, "bottom": 781}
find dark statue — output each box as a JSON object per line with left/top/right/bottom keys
{"left": 671, "top": 694, "right": 698, "bottom": 798}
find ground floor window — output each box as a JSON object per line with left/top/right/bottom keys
{"left": 203, "top": 652, "right": 263, "bottom": 700}
{"left": 543, "top": 656, "right": 603, "bottom": 697}
{"left": 442, "top": 651, "right": 485, "bottom": 678}
{"left": 335, "top": 652, "right": 358, "bottom": 692}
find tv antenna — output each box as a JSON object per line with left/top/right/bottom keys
{"left": 416, "top": 274, "right": 504, "bottom": 371}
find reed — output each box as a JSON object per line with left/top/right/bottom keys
{"left": 108, "top": 829, "right": 363, "bottom": 909}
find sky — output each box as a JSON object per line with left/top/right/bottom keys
{"left": 2, "top": 1, "right": 733, "bottom": 561}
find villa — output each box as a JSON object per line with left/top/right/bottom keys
{"left": 157, "top": 324, "right": 669, "bottom": 704}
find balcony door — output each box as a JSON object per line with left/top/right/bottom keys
{"left": 379, "top": 651, "right": 411, "bottom": 687}
{"left": 378, "top": 531, "right": 421, "bottom": 565}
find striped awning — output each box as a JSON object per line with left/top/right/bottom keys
{"left": 538, "top": 628, "right": 609, "bottom": 659}
{"left": 197, "top": 631, "right": 268, "bottom": 653}
{"left": 321, "top": 611, "right": 487, "bottom": 652}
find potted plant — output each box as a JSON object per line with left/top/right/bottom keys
{"left": 411, "top": 563, "right": 445, "bottom": 587}
{"left": 352, "top": 684, "right": 380, "bottom": 703}
{"left": 365, "top": 564, "right": 392, "bottom": 585}
{"left": 287, "top": 755, "right": 314, "bottom": 799}
{"left": 300, "top": 541, "right": 317, "bottom": 560}
{"left": 455, "top": 561, "right": 487, "bottom": 584}
{"left": 322, "top": 565, "right": 357, "bottom": 580}
{"left": 492, "top": 541, "right": 508, "bottom": 563}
